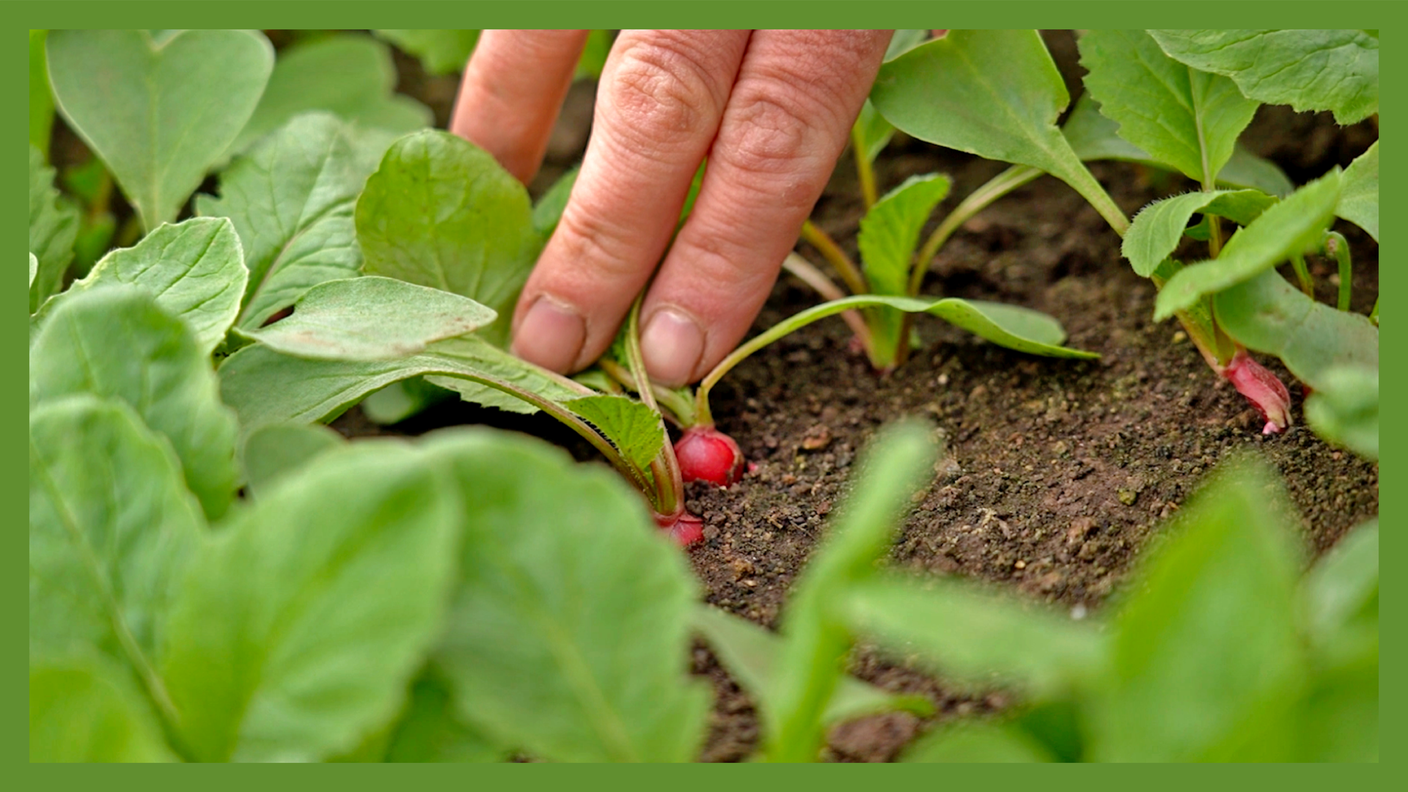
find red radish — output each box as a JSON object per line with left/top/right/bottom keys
{"left": 1220, "top": 350, "right": 1292, "bottom": 435}
{"left": 674, "top": 426, "right": 744, "bottom": 486}
{"left": 654, "top": 510, "right": 704, "bottom": 546}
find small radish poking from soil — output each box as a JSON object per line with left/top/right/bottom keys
{"left": 655, "top": 510, "right": 705, "bottom": 546}
{"left": 1220, "top": 350, "right": 1293, "bottom": 435}
{"left": 675, "top": 426, "right": 745, "bottom": 487}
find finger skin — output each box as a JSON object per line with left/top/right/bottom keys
{"left": 510, "top": 30, "right": 751, "bottom": 374}
{"left": 451, "top": 29, "right": 590, "bottom": 184}
{"left": 639, "top": 29, "right": 893, "bottom": 385}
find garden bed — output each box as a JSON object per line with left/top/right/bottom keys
{"left": 33, "top": 28, "right": 1376, "bottom": 764}
{"left": 332, "top": 41, "right": 1379, "bottom": 761}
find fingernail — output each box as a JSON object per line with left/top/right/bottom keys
{"left": 511, "top": 296, "right": 585, "bottom": 373}
{"left": 641, "top": 307, "right": 705, "bottom": 387}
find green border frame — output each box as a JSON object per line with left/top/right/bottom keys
{"left": 12, "top": 1, "right": 1393, "bottom": 781}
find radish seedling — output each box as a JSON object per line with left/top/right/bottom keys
{"left": 872, "top": 29, "right": 1377, "bottom": 442}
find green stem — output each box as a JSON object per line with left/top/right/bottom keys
{"left": 851, "top": 124, "right": 878, "bottom": 210}
{"left": 436, "top": 368, "right": 654, "bottom": 504}
{"left": 625, "top": 296, "right": 682, "bottom": 516}
{"left": 1207, "top": 215, "right": 1224, "bottom": 258}
{"left": 1324, "top": 231, "right": 1353, "bottom": 312}
{"left": 1289, "top": 253, "right": 1314, "bottom": 297}
{"left": 1151, "top": 266, "right": 1234, "bottom": 367}
{"left": 781, "top": 252, "right": 873, "bottom": 350}
{"left": 800, "top": 220, "right": 868, "bottom": 296}
{"left": 598, "top": 358, "right": 696, "bottom": 428}
{"left": 696, "top": 294, "right": 1032, "bottom": 424}
{"left": 1055, "top": 162, "right": 1129, "bottom": 238}
{"left": 909, "top": 165, "right": 1042, "bottom": 296}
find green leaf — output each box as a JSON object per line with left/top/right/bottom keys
{"left": 229, "top": 33, "right": 431, "bottom": 157}
{"left": 423, "top": 430, "right": 710, "bottom": 763}
{"left": 860, "top": 175, "right": 954, "bottom": 288}
{"left": 764, "top": 421, "right": 937, "bottom": 762}
{"left": 34, "top": 218, "right": 248, "bottom": 356}
{"left": 1295, "top": 520, "right": 1377, "bottom": 763}
{"left": 857, "top": 173, "right": 951, "bottom": 360}
{"left": 159, "top": 442, "right": 460, "bottom": 762}
{"left": 220, "top": 334, "right": 582, "bottom": 439}
{"left": 903, "top": 721, "right": 1055, "bottom": 763}
{"left": 30, "top": 397, "right": 204, "bottom": 680}
{"left": 374, "top": 29, "right": 479, "bottom": 75}
{"left": 691, "top": 604, "right": 933, "bottom": 728}
{"left": 872, "top": 30, "right": 1127, "bottom": 234}
{"left": 30, "top": 30, "right": 54, "bottom": 159}
{"left": 731, "top": 294, "right": 1098, "bottom": 365}
{"left": 30, "top": 288, "right": 239, "bottom": 520}
{"left": 1091, "top": 455, "right": 1305, "bottom": 762}
{"left": 240, "top": 276, "right": 497, "bottom": 360}
{"left": 197, "top": 113, "right": 373, "bottom": 330}
{"left": 564, "top": 394, "right": 666, "bottom": 474}
{"left": 849, "top": 32, "right": 927, "bottom": 168}
{"left": 357, "top": 130, "right": 543, "bottom": 346}
{"left": 1079, "top": 29, "right": 1257, "bottom": 186}
{"left": 1337, "top": 141, "right": 1378, "bottom": 242}
{"left": 1123, "top": 190, "right": 1277, "bottom": 277}
{"left": 1302, "top": 519, "right": 1378, "bottom": 649}
{"left": 241, "top": 423, "right": 344, "bottom": 499}
{"left": 532, "top": 166, "right": 579, "bottom": 237}
{"left": 1214, "top": 269, "right": 1378, "bottom": 391}
{"left": 47, "top": 30, "right": 274, "bottom": 230}
{"left": 1062, "top": 93, "right": 1293, "bottom": 197}
{"left": 28, "top": 145, "right": 78, "bottom": 311}
{"left": 385, "top": 671, "right": 507, "bottom": 763}
{"left": 30, "top": 654, "right": 176, "bottom": 762}
{"left": 1149, "top": 30, "right": 1379, "bottom": 125}
{"left": 845, "top": 574, "right": 1107, "bottom": 699}
{"left": 1155, "top": 170, "right": 1342, "bottom": 321}
{"left": 1304, "top": 367, "right": 1378, "bottom": 461}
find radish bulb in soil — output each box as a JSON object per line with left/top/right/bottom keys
{"left": 675, "top": 426, "right": 744, "bottom": 486}
{"left": 1220, "top": 349, "right": 1292, "bottom": 435}
{"left": 655, "top": 510, "right": 704, "bottom": 545}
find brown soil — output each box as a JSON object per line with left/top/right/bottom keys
{"left": 341, "top": 32, "right": 1379, "bottom": 762}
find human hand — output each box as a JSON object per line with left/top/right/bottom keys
{"left": 451, "top": 29, "right": 893, "bottom": 386}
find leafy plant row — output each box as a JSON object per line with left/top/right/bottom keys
{"left": 851, "top": 29, "right": 1377, "bottom": 456}
{"left": 29, "top": 29, "right": 1376, "bottom": 761}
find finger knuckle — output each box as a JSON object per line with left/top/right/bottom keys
{"left": 720, "top": 91, "right": 823, "bottom": 179}
{"left": 674, "top": 225, "right": 782, "bottom": 294}
{"left": 605, "top": 38, "right": 721, "bottom": 147}
{"left": 553, "top": 204, "right": 643, "bottom": 283}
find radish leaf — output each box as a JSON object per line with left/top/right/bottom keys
{"left": 425, "top": 431, "right": 709, "bottom": 762}
{"left": 31, "top": 288, "right": 239, "bottom": 519}
{"left": 1080, "top": 29, "right": 1256, "bottom": 187}
{"left": 240, "top": 277, "right": 497, "bottom": 361}
{"left": 1124, "top": 189, "right": 1276, "bottom": 277}
{"left": 47, "top": 29, "right": 273, "bottom": 230}
{"left": 1149, "top": 30, "right": 1378, "bottom": 125}
{"left": 1155, "top": 170, "right": 1342, "bottom": 321}
{"left": 357, "top": 130, "right": 543, "bottom": 346}
{"left": 34, "top": 218, "right": 248, "bottom": 355}
{"left": 29, "top": 397, "right": 204, "bottom": 674}
{"left": 160, "top": 443, "right": 459, "bottom": 762}
{"left": 199, "top": 113, "right": 372, "bottom": 329}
